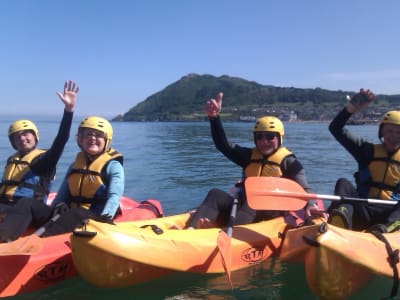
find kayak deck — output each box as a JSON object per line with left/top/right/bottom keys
{"left": 280, "top": 222, "right": 400, "bottom": 300}
{"left": 71, "top": 214, "right": 294, "bottom": 288}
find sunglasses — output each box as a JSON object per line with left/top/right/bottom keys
{"left": 255, "top": 132, "right": 278, "bottom": 141}
{"left": 81, "top": 131, "right": 106, "bottom": 139}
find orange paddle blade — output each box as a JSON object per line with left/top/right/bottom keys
{"left": 217, "top": 230, "right": 233, "bottom": 289}
{"left": 245, "top": 177, "right": 314, "bottom": 210}
{"left": 0, "top": 234, "right": 43, "bottom": 256}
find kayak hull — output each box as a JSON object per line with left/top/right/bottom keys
{"left": 0, "top": 233, "right": 74, "bottom": 297}
{"left": 0, "top": 195, "right": 162, "bottom": 297}
{"left": 72, "top": 238, "right": 173, "bottom": 288}
{"left": 280, "top": 222, "right": 399, "bottom": 300}
{"left": 71, "top": 213, "right": 297, "bottom": 288}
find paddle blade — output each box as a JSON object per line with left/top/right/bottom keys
{"left": 0, "top": 234, "right": 43, "bottom": 256}
{"left": 245, "top": 177, "right": 311, "bottom": 211}
{"left": 217, "top": 230, "right": 233, "bottom": 289}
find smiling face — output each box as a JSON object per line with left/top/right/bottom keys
{"left": 254, "top": 132, "right": 280, "bottom": 156}
{"left": 381, "top": 124, "right": 400, "bottom": 153}
{"left": 12, "top": 130, "right": 37, "bottom": 155}
{"left": 78, "top": 128, "right": 106, "bottom": 157}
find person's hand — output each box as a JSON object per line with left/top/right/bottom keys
{"left": 57, "top": 80, "right": 79, "bottom": 112}
{"left": 204, "top": 92, "right": 223, "bottom": 118}
{"left": 347, "top": 88, "right": 375, "bottom": 113}
{"left": 197, "top": 217, "right": 216, "bottom": 229}
{"left": 305, "top": 202, "right": 328, "bottom": 220}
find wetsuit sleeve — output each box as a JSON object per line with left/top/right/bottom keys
{"left": 101, "top": 160, "right": 124, "bottom": 218}
{"left": 328, "top": 108, "right": 373, "bottom": 165}
{"left": 209, "top": 116, "right": 252, "bottom": 168}
{"left": 51, "top": 165, "right": 73, "bottom": 207}
{"left": 281, "top": 155, "right": 316, "bottom": 206}
{"left": 31, "top": 110, "right": 73, "bottom": 176}
{"left": 281, "top": 155, "right": 310, "bottom": 192}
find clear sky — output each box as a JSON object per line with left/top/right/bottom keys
{"left": 1, "top": 0, "right": 399, "bottom": 117}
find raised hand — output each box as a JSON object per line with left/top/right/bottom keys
{"left": 205, "top": 92, "right": 223, "bottom": 118}
{"left": 56, "top": 80, "right": 79, "bottom": 112}
{"left": 347, "top": 88, "right": 375, "bottom": 113}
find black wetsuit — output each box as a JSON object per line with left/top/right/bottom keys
{"left": 328, "top": 108, "right": 400, "bottom": 230}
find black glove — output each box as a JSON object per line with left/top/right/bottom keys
{"left": 89, "top": 213, "right": 114, "bottom": 224}
{"left": 349, "top": 93, "right": 370, "bottom": 109}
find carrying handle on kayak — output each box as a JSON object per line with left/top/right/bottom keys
{"left": 140, "top": 224, "right": 164, "bottom": 235}
{"left": 245, "top": 177, "right": 398, "bottom": 211}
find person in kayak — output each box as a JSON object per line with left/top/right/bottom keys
{"left": 186, "top": 92, "right": 324, "bottom": 229}
{"left": 0, "top": 80, "right": 79, "bottom": 242}
{"left": 328, "top": 88, "right": 400, "bottom": 232}
{"left": 39, "top": 116, "right": 125, "bottom": 237}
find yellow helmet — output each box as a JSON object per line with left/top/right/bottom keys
{"left": 253, "top": 116, "right": 284, "bottom": 144}
{"left": 8, "top": 120, "right": 39, "bottom": 149}
{"left": 379, "top": 110, "right": 400, "bottom": 138}
{"left": 78, "top": 116, "right": 113, "bottom": 150}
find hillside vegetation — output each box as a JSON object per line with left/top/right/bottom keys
{"left": 115, "top": 74, "right": 400, "bottom": 122}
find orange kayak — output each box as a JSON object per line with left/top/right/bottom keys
{"left": 280, "top": 221, "right": 399, "bottom": 300}
{"left": 70, "top": 211, "right": 307, "bottom": 288}
{"left": 0, "top": 195, "right": 163, "bottom": 297}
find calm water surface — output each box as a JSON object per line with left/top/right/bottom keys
{"left": 0, "top": 116, "right": 393, "bottom": 300}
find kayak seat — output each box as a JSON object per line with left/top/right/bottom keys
{"left": 328, "top": 207, "right": 351, "bottom": 229}
{"left": 368, "top": 220, "right": 400, "bottom": 234}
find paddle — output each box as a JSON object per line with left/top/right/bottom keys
{"left": 0, "top": 234, "right": 43, "bottom": 256}
{"left": 0, "top": 214, "right": 60, "bottom": 256}
{"left": 245, "top": 177, "right": 398, "bottom": 211}
{"left": 217, "top": 197, "right": 239, "bottom": 289}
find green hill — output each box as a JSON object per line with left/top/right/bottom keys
{"left": 116, "top": 73, "right": 400, "bottom": 122}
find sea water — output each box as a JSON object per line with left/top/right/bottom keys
{"left": 0, "top": 116, "right": 394, "bottom": 300}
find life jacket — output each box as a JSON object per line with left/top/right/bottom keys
{"left": 0, "top": 149, "right": 50, "bottom": 202}
{"left": 67, "top": 148, "right": 123, "bottom": 209}
{"left": 244, "top": 147, "right": 293, "bottom": 177}
{"left": 244, "top": 147, "right": 303, "bottom": 222}
{"left": 357, "top": 144, "right": 400, "bottom": 200}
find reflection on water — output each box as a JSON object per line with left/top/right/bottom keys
{"left": 13, "top": 258, "right": 316, "bottom": 300}
{"left": 12, "top": 255, "right": 394, "bottom": 300}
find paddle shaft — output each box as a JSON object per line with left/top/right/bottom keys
{"left": 217, "top": 197, "right": 239, "bottom": 289}
{"left": 245, "top": 177, "right": 399, "bottom": 211}
{"left": 226, "top": 198, "right": 239, "bottom": 236}
{"left": 35, "top": 213, "right": 61, "bottom": 237}
{"left": 279, "top": 191, "right": 398, "bottom": 206}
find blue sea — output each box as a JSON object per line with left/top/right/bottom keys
{"left": 0, "top": 115, "right": 394, "bottom": 299}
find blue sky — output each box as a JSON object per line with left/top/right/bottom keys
{"left": 1, "top": 0, "right": 399, "bottom": 117}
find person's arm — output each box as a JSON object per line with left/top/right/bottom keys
{"left": 282, "top": 155, "right": 328, "bottom": 218}
{"left": 281, "top": 155, "right": 310, "bottom": 192}
{"left": 101, "top": 160, "right": 124, "bottom": 218}
{"left": 31, "top": 110, "right": 73, "bottom": 177}
{"left": 31, "top": 81, "right": 79, "bottom": 175}
{"left": 205, "top": 92, "right": 252, "bottom": 167}
{"left": 329, "top": 89, "right": 375, "bottom": 163}
{"left": 209, "top": 116, "right": 252, "bottom": 167}
{"left": 51, "top": 165, "right": 73, "bottom": 207}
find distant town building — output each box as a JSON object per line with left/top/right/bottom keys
{"left": 288, "top": 111, "right": 298, "bottom": 122}
{"left": 239, "top": 116, "right": 256, "bottom": 122}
